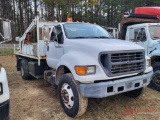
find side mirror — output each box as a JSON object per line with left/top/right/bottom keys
{"left": 3, "top": 21, "right": 12, "bottom": 40}
{"left": 15, "top": 37, "right": 20, "bottom": 41}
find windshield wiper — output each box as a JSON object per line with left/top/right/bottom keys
{"left": 97, "top": 36, "right": 110, "bottom": 38}
{"left": 69, "top": 36, "right": 110, "bottom": 39}
{"left": 86, "top": 36, "right": 110, "bottom": 38}
{"left": 70, "top": 37, "right": 88, "bottom": 39}
{"left": 153, "top": 37, "right": 160, "bottom": 39}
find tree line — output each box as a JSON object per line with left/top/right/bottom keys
{"left": 0, "top": 0, "right": 159, "bottom": 41}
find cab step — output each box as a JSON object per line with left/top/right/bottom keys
{"left": 44, "top": 70, "right": 56, "bottom": 86}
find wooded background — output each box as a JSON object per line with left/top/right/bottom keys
{"left": 0, "top": 0, "right": 159, "bottom": 41}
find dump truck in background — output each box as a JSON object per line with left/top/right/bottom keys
{"left": 119, "top": 7, "right": 160, "bottom": 91}
{"left": 15, "top": 16, "right": 153, "bottom": 117}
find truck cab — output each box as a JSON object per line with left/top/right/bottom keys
{"left": 126, "top": 23, "right": 160, "bottom": 57}
{"left": 0, "top": 65, "right": 10, "bottom": 120}
{"left": 122, "top": 15, "right": 160, "bottom": 91}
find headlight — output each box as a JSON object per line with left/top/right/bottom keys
{"left": 75, "top": 66, "right": 96, "bottom": 75}
{"left": 146, "top": 59, "right": 151, "bottom": 67}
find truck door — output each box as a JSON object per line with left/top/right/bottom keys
{"left": 136, "top": 28, "right": 149, "bottom": 55}
{"left": 46, "top": 25, "right": 64, "bottom": 68}
{"left": 129, "top": 27, "right": 149, "bottom": 55}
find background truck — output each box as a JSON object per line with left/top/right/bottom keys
{"left": 119, "top": 7, "right": 160, "bottom": 91}
{"left": 101, "top": 26, "right": 118, "bottom": 38}
{"left": 15, "top": 16, "right": 153, "bottom": 117}
{"left": 0, "top": 19, "right": 11, "bottom": 120}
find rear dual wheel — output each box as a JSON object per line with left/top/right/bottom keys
{"left": 20, "top": 59, "right": 31, "bottom": 80}
{"left": 58, "top": 73, "right": 88, "bottom": 117}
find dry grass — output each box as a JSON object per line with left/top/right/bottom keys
{"left": 0, "top": 48, "right": 14, "bottom": 56}
{"left": 0, "top": 56, "right": 160, "bottom": 120}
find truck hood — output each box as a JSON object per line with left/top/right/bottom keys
{"left": 64, "top": 38, "right": 144, "bottom": 53}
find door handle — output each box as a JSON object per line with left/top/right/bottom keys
{"left": 47, "top": 46, "right": 49, "bottom": 51}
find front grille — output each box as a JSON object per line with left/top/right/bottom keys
{"left": 111, "top": 52, "right": 143, "bottom": 62}
{"left": 100, "top": 51, "right": 145, "bottom": 76}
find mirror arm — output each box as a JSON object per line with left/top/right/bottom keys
{"left": 0, "top": 32, "right": 12, "bottom": 44}
{"left": 0, "top": 33, "right": 5, "bottom": 40}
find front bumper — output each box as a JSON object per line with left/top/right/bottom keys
{"left": 80, "top": 71, "right": 153, "bottom": 98}
{"left": 0, "top": 100, "right": 10, "bottom": 120}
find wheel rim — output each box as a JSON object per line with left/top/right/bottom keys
{"left": 21, "top": 66, "right": 24, "bottom": 77}
{"left": 61, "top": 83, "right": 74, "bottom": 109}
{"left": 153, "top": 70, "right": 160, "bottom": 85}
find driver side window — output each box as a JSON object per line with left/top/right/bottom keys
{"left": 133, "top": 28, "right": 147, "bottom": 42}
{"left": 50, "top": 26, "right": 64, "bottom": 44}
{"left": 50, "top": 28, "right": 56, "bottom": 41}
{"left": 129, "top": 28, "right": 147, "bottom": 42}
{"left": 55, "top": 26, "right": 64, "bottom": 44}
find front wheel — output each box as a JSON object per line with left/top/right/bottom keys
{"left": 58, "top": 73, "right": 88, "bottom": 117}
{"left": 150, "top": 62, "right": 160, "bottom": 91}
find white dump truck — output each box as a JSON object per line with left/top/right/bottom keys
{"left": 15, "top": 16, "right": 153, "bottom": 117}
{"left": 0, "top": 19, "right": 11, "bottom": 120}
{"left": 119, "top": 7, "right": 160, "bottom": 91}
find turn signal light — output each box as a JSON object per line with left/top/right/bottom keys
{"left": 75, "top": 66, "right": 86, "bottom": 75}
{"left": 75, "top": 66, "right": 96, "bottom": 75}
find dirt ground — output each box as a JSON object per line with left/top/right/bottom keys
{"left": 1, "top": 55, "right": 160, "bottom": 120}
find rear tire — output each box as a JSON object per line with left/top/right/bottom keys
{"left": 123, "top": 88, "right": 143, "bottom": 98}
{"left": 150, "top": 62, "right": 160, "bottom": 91}
{"left": 20, "top": 59, "right": 31, "bottom": 80}
{"left": 16, "top": 55, "right": 21, "bottom": 71}
{"left": 58, "top": 73, "right": 88, "bottom": 117}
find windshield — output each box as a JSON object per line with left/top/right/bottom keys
{"left": 63, "top": 23, "right": 110, "bottom": 39}
{"left": 149, "top": 25, "right": 160, "bottom": 40}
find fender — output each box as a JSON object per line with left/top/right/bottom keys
{"left": 55, "top": 51, "right": 105, "bottom": 83}
{"left": 57, "top": 51, "right": 98, "bottom": 69}
{"left": 0, "top": 68, "right": 10, "bottom": 103}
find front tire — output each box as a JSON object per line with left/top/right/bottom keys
{"left": 20, "top": 59, "right": 31, "bottom": 80}
{"left": 123, "top": 88, "right": 143, "bottom": 98}
{"left": 150, "top": 62, "right": 160, "bottom": 91}
{"left": 58, "top": 73, "right": 88, "bottom": 117}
